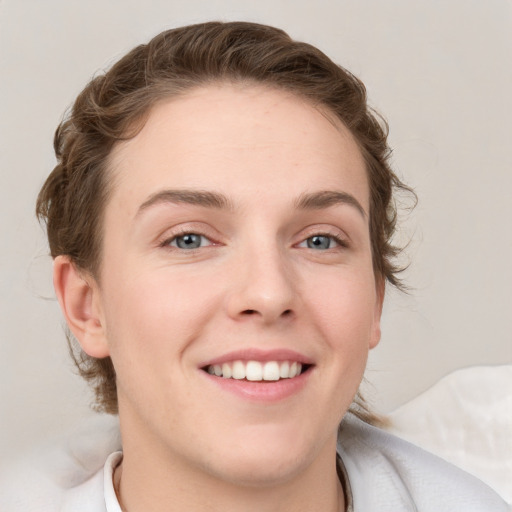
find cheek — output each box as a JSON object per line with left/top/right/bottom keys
{"left": 99, "top": 272, "right": 207, "bottom": 415}
{"left": 306, "top": 269, "right": 378, "bottom": 335}
{"left": 299, "top": 270, "right": 377, "bottom": 424}
{"left": 101, "top": 266, "right": 222, "bottom": 362}
{"left": 303, "top": 267, "right": 378, "bottom": 386}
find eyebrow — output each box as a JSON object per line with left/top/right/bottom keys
{"left": 136, "top": 188, "right": 366, "bottom": 219}
{"left": 137, "top": 189, "right": 234, "bottom": 215}
{"left": 294, "top": 190, "right": 367, "bottom": 218}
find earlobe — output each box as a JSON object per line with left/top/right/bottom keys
{"left": 369, "top": 277, "right": 385, "bottom": 349}
{"left": 53, "top": 255, "right": 110, "bottom": 358}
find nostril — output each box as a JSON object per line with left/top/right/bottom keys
{"left": 241, "top": 309, "right": 292, "bottom": 317}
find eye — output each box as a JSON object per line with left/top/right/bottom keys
{"left": 298, "top": 234, "right": 345, "bottom": 250}
{"left": 167, "top": 233, "right": 211, "bottom": 250}
{"left": 307, "top": 235, "right": 334, "bottom": 250}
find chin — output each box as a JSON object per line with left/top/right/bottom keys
{"left": 198, "top": 425, "right": 327, "bottom": 487}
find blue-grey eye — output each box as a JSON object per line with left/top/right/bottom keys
{"left": 173, "top": 234, "right": 204, "bottom": 249}
{"left": 306, "top": 235, "right": 333, "bottom": 250}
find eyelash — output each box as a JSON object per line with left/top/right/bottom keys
{"left": 297, "top": 232, "right": 349, "bottom": 250}
{"left": 159, "top": 229, "right": 216, "bottom": 251}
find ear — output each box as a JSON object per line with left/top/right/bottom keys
{"left": 53, "top": 255, "right": 110, "bottom": 358}
{"left": 369, "top": 277, "right": 385, "bottom": 350}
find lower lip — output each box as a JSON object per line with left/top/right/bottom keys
{"left": 201, "top": 368, "right": 312, "bottom": 402}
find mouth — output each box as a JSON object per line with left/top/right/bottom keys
{"left": 199, "top": 349, "right": 314, "bottom": 401}
{"left": 202, "top": 360, "right": 313, "bottom": 382}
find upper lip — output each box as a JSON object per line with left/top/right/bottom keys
{"left": 199, "top": 348, "right": 314, "bottom": 368}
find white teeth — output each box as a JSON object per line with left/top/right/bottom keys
{"left": 263, "top": 361, "right": 280, "bottom": 381}
{"left": 246, "top": 361, "right": 263, "bottom": 381}
{"left": 232, "top": 360, "right": 245, "bottom": 380}
{"left": 206, "top": 360, "right": 306, "bottom": 381}
{"left": 279, "top": 361, "right": 290, "bottom": 378}
{"left": 221, "top": 363, "right": 232, "bottom": 379}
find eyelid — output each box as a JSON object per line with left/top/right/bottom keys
{"left": 295, "top": 225, "right": 350, "bottom": 248}
{"left": 157, "top": 223, "right": 221, "bottom": 250}
{"left": 296, "top": 234, "right": 348, "bottom": 250}
{"left": 166, "top": 233, "right": 212, "bottom": 249}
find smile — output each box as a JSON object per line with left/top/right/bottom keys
{"left": 205, "top": 360, "right": 307, "bottom": 381}
{"left": 200, "top": 350, "right": 314, "bottom": 401}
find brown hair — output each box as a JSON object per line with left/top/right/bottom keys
{"left": 36, "top": 21, "right": 412, "bottom": 419}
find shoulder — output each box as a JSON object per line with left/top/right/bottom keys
{"left": 337, "top": 415, "right": 509, "bottom": 512}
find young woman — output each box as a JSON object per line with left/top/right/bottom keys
{"left": 33, "top": 21, "right": 507, "bottom": 512}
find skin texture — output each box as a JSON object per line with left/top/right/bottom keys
{"left": 54, "top": 84, "right": 383, "bottom": 512}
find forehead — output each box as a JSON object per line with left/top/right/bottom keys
{"left": 107, "top": 84, "right": 369, "bottom": 214}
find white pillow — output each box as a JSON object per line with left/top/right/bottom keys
{"left": 386, "top": 365, "right": 512, "bottom": 504}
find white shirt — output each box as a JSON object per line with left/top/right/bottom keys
{"left": 2, "top": 415, "right": 508, "bottom": 511}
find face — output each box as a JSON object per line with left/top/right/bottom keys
{"left": 90, "top": 84, "right": 382, "bottom": 485}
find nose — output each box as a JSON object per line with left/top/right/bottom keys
{"left": 225, "top": 242, "right": 298, "bottom": 324}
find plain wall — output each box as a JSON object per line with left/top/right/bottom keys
{"left": 1, "top": 0, "right": 511, "bottom": 461}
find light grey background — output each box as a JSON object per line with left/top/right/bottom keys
{"left": 1, "top": 0, "right": 511, "bottom": 461}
